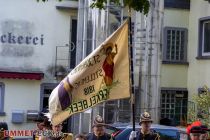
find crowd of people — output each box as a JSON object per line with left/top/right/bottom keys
{"left": 1, "top": 111, "right": 210, "bottom": 140}
{"left": 33, "top": 113, "right": 114, "bottom": 140}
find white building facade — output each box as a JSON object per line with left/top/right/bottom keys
{"left": 0, "top": 0, "right": 78, "bottom": 138}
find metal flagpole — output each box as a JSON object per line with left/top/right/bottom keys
{"left": 128, "top": 8, "right": 136, "bottom": 133}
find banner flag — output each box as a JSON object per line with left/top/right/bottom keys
{"left": 48, "top": 19, "right": 130, "bottom": 125}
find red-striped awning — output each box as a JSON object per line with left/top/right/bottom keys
{"left": 0, "top": 71, "right": 44, "bottom": 80}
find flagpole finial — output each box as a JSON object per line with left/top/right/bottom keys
{"left": 128, "top": 7, "right": 131, "bottom": 18}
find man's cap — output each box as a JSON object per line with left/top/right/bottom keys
{"left": 36, "top": 117, "right": 52, "bottom": 129}
{"left": 34, "top": 115, "right": 44, "bottom": 122}
{"left": 139, "top": 112, "right": 153, "bottom": 125}
{"left": 200, "top": 125, "right": 210, "bottom": 133}
{"left": 0, "top": 122, "right": 8, "bottom": 131}
{"left": 190, "top": 126, "right": 203, "bottom": 134}
{"left": 92, "top": 115, "right": 106, "bottom": 127}
{"left": 33, "top": 110, "right": 48, "bottom": 122}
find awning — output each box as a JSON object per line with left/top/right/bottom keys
{"left": 0, "top": 71, "right": 44, "bottom": 80}
{"left": 55, "top": 1, "right": 78, "bottom": 10}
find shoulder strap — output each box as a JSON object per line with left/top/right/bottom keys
{"left": 153, "top": 132, "right": 160, "bottom": 140}
{"left": 136, "top": 131, "right": 140, "bottom": 139}
{"left": 86, "top": 133, "right": 92, "bottom": 138}
{"left": 104, "top": 133, "right": 112, "bottom": 139}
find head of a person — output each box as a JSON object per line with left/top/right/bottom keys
{"left": 75, "top": 134, "right": 87, "bottom": 140}
{"left": 92, "top": 115, "right": 106, "bottom": 137}
{"left": 139, "top": 112, "right": 153, "bottom": 132}
{"left": 52, "top": 123, "right": 63, "bottom": 132}
{"left": 190, "top": 126, "right": 202, "bottom": 140}
{"left": 35, "top": 111, "right": 50, "bottom": 130}
{"left": 0, "top": 122, "right": 8, "bottom": 139}
{"left": 200, "top": 125, "right": 209, "bottom": 140}
{"left": 36, "top": 122, "right": 44, "bottom": 130}
{"left": 39, "top": 117, "right": 52, "bottom": 131}
{"left": 106, "top": 46, "right": 113, "bottom": 54}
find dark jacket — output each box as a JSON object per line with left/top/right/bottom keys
{"left": 86, "top": 133, "right": 114, "bottom": 140}
{"left": 136, "top": 130, "right": 160, "bottom": 140}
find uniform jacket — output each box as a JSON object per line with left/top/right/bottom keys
{"left": 86, "top": 133, "right": 114, "bottom": 140}
{"left": 136, "top": 130, "right": 160, "bottom": 140}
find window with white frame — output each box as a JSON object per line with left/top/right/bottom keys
{"left": 198, "top": 17, "right": 210, "bottom": 58}
{"left": 202, "top": 21, "right": 210, "bottom": 56}
{"left": 163, "top": 27, "right": 188, "bottom": 62}
{"left": 0, "top": 83, "right": 5, "bottom": 115}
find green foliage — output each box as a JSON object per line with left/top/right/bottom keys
{"left": 36, "top": 0, "right": 149, "bottom": 15}
{"left": 37, "top": 0, "right": 78, "bottom": 2}
{"left": 90, "top": 0, "right": 150, "bottom": 15}
{"left": 188, "top": 85, "right": 210, "bottom": 126}
{"left": 37, "top": 0, "right": 62, "bottom": 2}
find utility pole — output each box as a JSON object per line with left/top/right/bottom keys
{"left": 147, "top": 0, "right": 164, "bottom": 122}
{"left": 134, "top": 0, "right": 163, "bottom": 123}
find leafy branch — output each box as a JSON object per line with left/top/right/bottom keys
{"left": 90, "top": 0, "right": 150, "bottom": 15}
{"left": 36, "top": 0, "right": 150, "bottom": 15}
{"left": 188, "top": 85, "right": 210, "bottom": 126}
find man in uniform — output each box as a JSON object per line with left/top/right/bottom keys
{"left": 129, "top": 112, "right": 160, "bottom": 140}
{"left": 75, "top": 134, "right": 87, "bottom": 140}
{"left": 189, "top": 126, "right": 202, "bottom": 140}
{"left": 0, "top": 122, "right": 13, "bottom": 140}
{"left": 86, "top": 115, "right": 114, "bottom": 140}
{"left": 200, "top": 125, "right": 210, "bottom": 140}
{"left": 50, "top": 123, "right": 73, "bottom": 140}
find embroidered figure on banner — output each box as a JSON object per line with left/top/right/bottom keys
{"left": 102, "top": 42, "right": 118, "bottom": 87}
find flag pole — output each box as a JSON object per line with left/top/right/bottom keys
{"left": 128, "top": 8, "right": 136, "bottom": 132}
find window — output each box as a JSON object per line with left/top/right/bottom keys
{"left": 202, "top": 21, "right": 210, "bottom": 56}
{"left": 70, "top": 18, "right": 77, "bottom": 69}
{"left": 0, "top": 83, "right": 5, "bottom": 116}
{"left": 163, "top": 27, "right": 188, "bottom": 63}
{"left": 40, "top": 83, "right": 58, "bottom": 111}
{"left": 164, "top": 0, "right": 190, "bottom": 9}
{"left": 198, "top": 17, "right": 210, "bottom": 59}
{"left": 160, "top": 88, "right": 188, "bottom": 126}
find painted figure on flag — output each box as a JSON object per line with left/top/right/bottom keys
{"left": 102, "top": 43, "right": 118, "bottom": 86}
{"left": 58, "top": 77, "right": 73, "bottom": 110}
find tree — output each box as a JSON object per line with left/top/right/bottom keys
{"left": 37, "top": 0, "right": 150, "bottom": 15}
{"left": 90, "top": 0, "right": 150, "bottom": 15}
{"left": 188, "top": 85, "right": 210, "bottom": 126}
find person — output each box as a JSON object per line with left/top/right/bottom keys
{"left": 75, "top": 134, "right": 87, "bottom": 140}
{"left": 189, "top": 126, "right": 202, "bottom": 140}
{"left": 0, "top": 122, "right": 13, "bottom": 140}
{"left": 0, "top": 122, "right": 8, "bottom": 140}
{"left": 51, "top": 123, "right": 73, "bottom": 140}
{"left": 200, "top": 125, "right": 209, "bottom": 140}
{"left": 129, "top": 112, "right": 160, "bottom": 140}
{"left": 102, "top": 43, "right": 118, "bottom": 86}
{"left": 37, "top": 118, "right": 52, "bottom": 140}
{"left": 86, "top": 115, "right": 114, "bottom": 140}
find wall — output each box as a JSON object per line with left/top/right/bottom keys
{"left": 0, "top": 0, "right": 78, "bottom": 136}
{"left": 0, "top": 0, "right": 77, "bottom": 79}
{"left": 0, "top": 79, "right": 41, "bottom": 131}
{"left": 161, "top": 65, "right": 188, "bottom": 88}
{"left": 187, "top": 0, "right": 210, "bottom": 99}
{"left": 161, "top": 8, "right": 189, "bottom": 88}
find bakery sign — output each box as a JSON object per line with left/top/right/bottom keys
{"left": 0, "top": 32, "right": 44, "bottom": 46}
